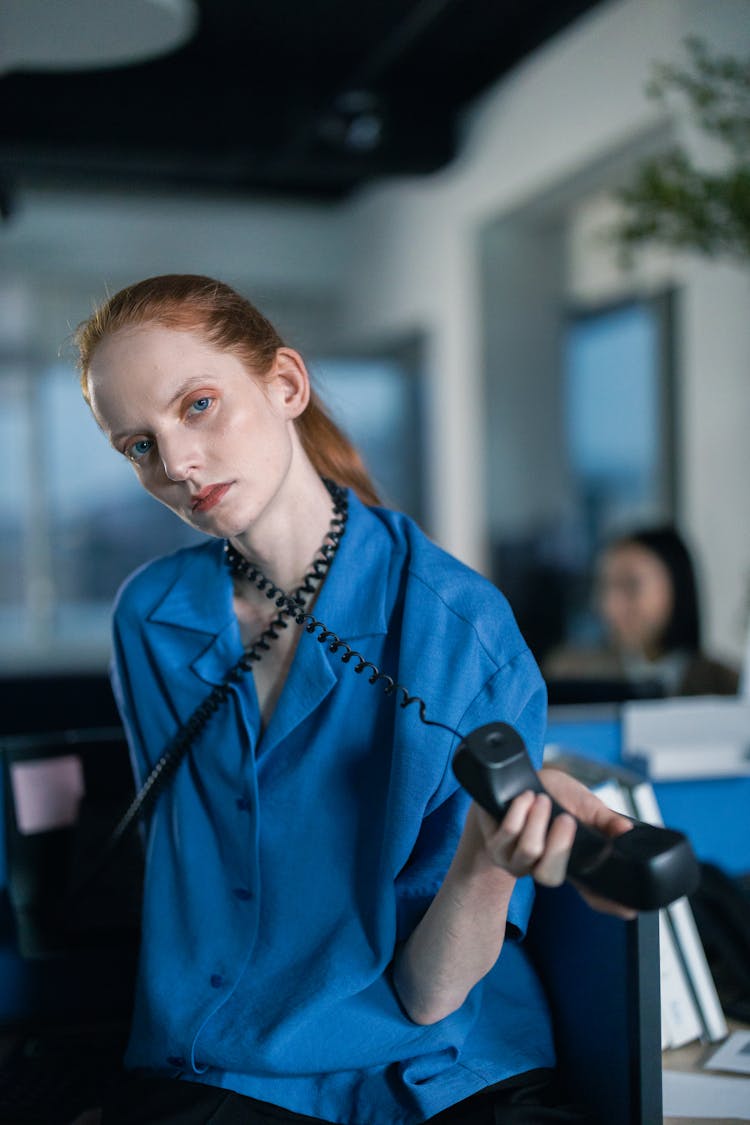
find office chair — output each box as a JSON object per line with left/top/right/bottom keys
{"left": 527, "top": 881, "right": 662, "bottom": 1125}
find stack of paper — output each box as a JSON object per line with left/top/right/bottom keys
{"left": 543, "top": 748, "right": 728, "bottom": 1050}
{"left": 621, "top": 697, "right": 750, "bottom": 780}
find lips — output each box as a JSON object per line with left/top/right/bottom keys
{"left": 191, "top": 483, "right": 232, "bottom": 512}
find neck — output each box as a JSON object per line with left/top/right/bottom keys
{"left": 228, "top": 467, "right": 337, "bottom": 596}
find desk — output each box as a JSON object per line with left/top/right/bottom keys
{"left": 663, "top": 1021, "right": 750, "bottom": 1124}
{"left": 546, "top": 706, "right": 750, "bottom": 875}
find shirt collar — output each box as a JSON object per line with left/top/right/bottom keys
{"left": 147, "top": 541, "right": 235, "bottom": 636}
{"left": 308, "top": 487, "right": 390, "bottom": 641}
{"left": 144, "top": 486, "right": 392, "bottom": 669}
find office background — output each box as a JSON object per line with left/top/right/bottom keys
{"left": 1, "top": 10, "right": 748, "bottom": 1120}
{"left": 1, "top": 0, "right": 749, "bottom": 678}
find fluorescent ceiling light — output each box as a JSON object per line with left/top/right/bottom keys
{"left": 0, "top": 0, "right": 198, "bottom": 74}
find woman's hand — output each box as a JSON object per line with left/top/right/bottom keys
{"left": 473, "top": 766, "right": 637, "bottom": 919}
{"left": 394, "top": 767, "right": 635, "bottom": 1024}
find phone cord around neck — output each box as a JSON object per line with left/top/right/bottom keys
{"left": 105, "top": 479, "right": 462, "bottom": 860}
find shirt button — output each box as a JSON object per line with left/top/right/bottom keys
{"left": 210, "top": 973, "right": 224, "bottom": 988}
{"left": 167, "top": 1056, "right": 185, "bottom": 1068}
{"left": 233, "top": 887, "right": 253, "bottom": 901}
{"left": 235, "top": 796, "right": 252, "bottom": 812}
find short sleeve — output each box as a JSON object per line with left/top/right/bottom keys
{"left": 395, "top": 647, "right": 547, "bottom": 943}
{"left": 394, "top": 783, "right": 472, "bottom": 942}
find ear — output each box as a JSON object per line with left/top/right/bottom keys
{"left": 268, "top": 347, "right": 311, "bottom": 421}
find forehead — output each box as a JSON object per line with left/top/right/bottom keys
{"left": 88, "top": 324, "right": 217, "bottom": 376}
{"left": 603, "top": 543, "right": 670, "bottom": 582}
{"left": 88, "top": 324, "right": 245, "bottom": 401}
{"left": 86, "top": 324, "right": 250, "bottom": 434}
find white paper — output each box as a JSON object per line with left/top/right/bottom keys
{"left": 663, "top": 1069, "right": 750, "bottom": 1119}
{"left": 640, "top": 744, "right": 750, "bottom": 780}
{"left": 622, "top": 697, "right": 750, "bottom": 779}
{"left": 10, "top": 755, "right": 85, "bottom": 834}
{"left": 705, "top": 1031, "right": 750, "bottom": 1077}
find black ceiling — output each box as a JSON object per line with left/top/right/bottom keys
{"left": 1, "top": 0, "right": 606, "bottom": 203}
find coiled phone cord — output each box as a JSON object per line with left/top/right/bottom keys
{"left": 105, "top": 480, "right": 462, "bottom": 858}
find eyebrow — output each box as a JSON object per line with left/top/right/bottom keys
{"left": 109, "top": 377, "right": 211, "bottom": 442}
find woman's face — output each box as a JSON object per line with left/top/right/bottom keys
{"left": 87, "top": 324, "right": 307, "bottom": 540}
{"left": 597, "top": 543, "right": 674, "bottom": 657}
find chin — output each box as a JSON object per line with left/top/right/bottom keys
{"left": 207, "top": 514, "right": 257, "bottom": 541}
{"left": 188, "top": 491, "right": 274, "bottom": 541}
{"left": 173, "top": 508, "right": 231, "bottom": 539}
{"left": 195, "top": 516, "right": 241, "bottom": 540}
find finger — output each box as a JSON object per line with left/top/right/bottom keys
{"left": 602, "top": 811, "right": 636, "bottom": 838}
{"left": 476, "top": 791, "right": 536, "bottom": 868}
{"left": 496, "top": 789, "right": 537, "bottom": 840}
{"left": 505, "top": 793, "right": 553, "bottom": 874}
{"left": 570, "top": 879, "right": 638, "bottom": 920}
{"left": 577, "top": 801, "right": 634, "bottom": 839}
{"left": 473, "top": 790, "right": 536, "bottom": 839}
{"left": 540, "top": 768, "right": 635, "bottom": 839}
{"left": 531, "top": 812, "right": 577, "bottom": 886}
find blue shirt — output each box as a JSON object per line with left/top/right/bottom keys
{"left": 110, "top": 490, "right": 554, "bottom": 1124}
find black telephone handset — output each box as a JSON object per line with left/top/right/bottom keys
{"left": 452, "top": 721, "right": 700, "bottom": 911}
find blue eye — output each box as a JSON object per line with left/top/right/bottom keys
{"left": 127, "top": 438, "right": 154, "bottom": 462}
{"left": 188, "top": 397, "right": 212, "bottom": 415}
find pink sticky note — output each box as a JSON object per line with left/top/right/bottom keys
{"left": 9, "top": 755, "right": 85, "bottom": 835}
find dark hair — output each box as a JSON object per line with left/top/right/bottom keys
{"left": 74, "top": 274, "right": 382, "bottom": 507}
{"left": 609, "top": 525, "right": 702, "bottom": 653}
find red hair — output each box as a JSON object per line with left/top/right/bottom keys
{"left": 75, "top": 274, "right": 381, "bottom": 506}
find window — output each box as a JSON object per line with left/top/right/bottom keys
{"left": 0, "top": 366, "right": 30, "bottom": 649}
{"left": 313, "top": 351, "right": 425, "bottom": 521}
{"left": 2, "top": 348, "right": 425, "bottom": 671}
{"left": 1, "top": 362, "right": 201, "bottom": 670}
{"left": 564, "top": 296, "right": 674, "bottom": 542}
{"left": 561, "top": 293, "right": 676, "bottom": 641}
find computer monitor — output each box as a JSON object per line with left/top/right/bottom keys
{"left": 546, "top": 677, "right": 664, "bottom": 707}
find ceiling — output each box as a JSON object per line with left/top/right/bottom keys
{"left": 1, "top": 0, "right": 607, "bottom": 205}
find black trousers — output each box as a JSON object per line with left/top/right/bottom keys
{"left": 100, "top": 1068, "right": 593, "bottom": 1125}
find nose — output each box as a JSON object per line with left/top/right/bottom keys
{"left": 159, "top": 432, "right": 200, "bottom": 482}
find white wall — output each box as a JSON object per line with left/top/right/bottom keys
{"left": 339, "top": 0, "right": 750, "bottom": 661}
{"left": 681, "top": 261, "right": 750, "bottom": 658}
{"left": 2, "top": 0, "right": 748, "bottom": 661}
{"left": 0, "top": 189, "right": 349, "bottom": 361}
{"left": 480, "top": 219, "right": 569, "bottom": 539}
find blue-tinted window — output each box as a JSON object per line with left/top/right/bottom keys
{"left": 560, "top": 297, "right": 674, "bottom": 644}
{"left": 313, "top": 354, "right": 424, "bottom": 522}
{"left": 564, "top": 299, "right": 670, "bottom": 545}
{"left": 565, "top": 304, "right": 659, "bottom": 487}
{"left": 0, "top": 368, "right": 30, "bottom": 645}
{"left": 2, "top": 351, "right": 425, "bottom": 668}
{"left": 41, "top": 363, "right": 200, "bottom": 637}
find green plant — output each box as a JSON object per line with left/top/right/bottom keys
{"left": 614, "top": 36, "right": 750, "bottom": 263}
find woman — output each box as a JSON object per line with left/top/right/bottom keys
{"left": 75, "top": 274, "right": 633, "bottom": 1125}
{"left": 597, "top": 527, "right": 737, "bottom": 696}
{"left": 546, "top": 527, "right": 738, "bottom": 698}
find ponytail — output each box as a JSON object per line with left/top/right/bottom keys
{"left": 298, "top": 392, "right": 381, "bottom": 507}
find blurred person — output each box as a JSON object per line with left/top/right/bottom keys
{"left": 547, "top": 526, "right": 738, "bottom": 697}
